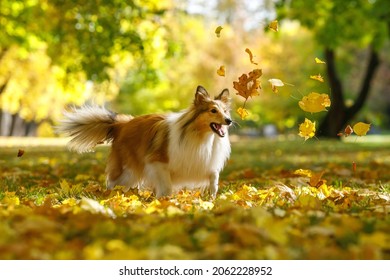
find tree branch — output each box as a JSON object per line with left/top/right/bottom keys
{"left": 347, "top": 47, "right": 380, "bottom": 118}
{"left": 324, "top": 48, "right": 345, "bottom": 108}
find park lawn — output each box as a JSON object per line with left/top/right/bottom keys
{"left": 0, "top": 136, "right": 389, "bottom": 259}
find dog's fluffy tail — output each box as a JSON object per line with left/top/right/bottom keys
{"left": 56, "top": 105, "right": 132, "bottom": 153}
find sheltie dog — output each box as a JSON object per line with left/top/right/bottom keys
{"left": 57, "top": 86, "right": 232, "bottom": 198}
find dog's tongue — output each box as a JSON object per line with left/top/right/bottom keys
{"left": 214, "top": 123, "right": 226, "bottom": 137}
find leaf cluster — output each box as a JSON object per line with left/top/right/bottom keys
{"left": 0, "top": 139, "right": 389, "bottom": 259}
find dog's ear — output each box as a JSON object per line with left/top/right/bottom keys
{"left": 194, "top": 85, "right": 210, "bottom": 105}
{"left": 215, "top": 88, "right": 230, "bottom": 105}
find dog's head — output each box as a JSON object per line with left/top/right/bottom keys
{"left": 192, "top": 85, "right": 232, "bottom": 138}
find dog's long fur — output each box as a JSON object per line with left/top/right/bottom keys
{"left": 57, "top": 86, "right": 232, "bottom": 198}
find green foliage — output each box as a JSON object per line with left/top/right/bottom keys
{"left": 0, "top": 0, "right": 171, "bottom": 124}
{"left": 276, "top": 0, "right": 390, "bottom": 49}
{"left": 0, "top": 138, "right": 389, "bottom": 259}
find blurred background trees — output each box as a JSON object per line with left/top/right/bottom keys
{"left": 0, "top": 0, "right": 389, "bottom": 137}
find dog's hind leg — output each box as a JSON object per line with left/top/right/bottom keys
{"left": 105, "top": 151, "right": 139, "bottom": 191}
{"left": 106, "top": 168, "right": 139, "bottom": 192}
{"left": 145, "top": 162, "right": 172, "bottom": 198}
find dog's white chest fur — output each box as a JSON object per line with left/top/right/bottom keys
{"left": 166, "top": 113, "right": 231, "bottom": 190}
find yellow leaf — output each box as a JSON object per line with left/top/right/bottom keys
{"left": 1, "top": 192, "right": 20, "bottom": 206}
{"left": 268, "top": 78, "right": 284, "bottom": 93}
{"left": 310, "top": 74, "right": 324, "bottom": 82}
{"left": 318, "top": 184, "right": 332, "bottom": 199}
{"left": 199, "top": 200, "right": 214, "bottom": 210}
{"left": 236, "top": 107, "right": 249, "bottom": 120}
{"left": 298, "top": 92, "right": 331, "bottom": 113}
{"left": 315, "top": 57, "right": 326, "bottom": 64}
{"left": 166, "top": 205, "right": 184, "bottom": 216}
{"left": 80, "top": 197, "right": 116, "bottom": 218}
{"left": 215, "top": 26, "right": 223, "bottom": 37}
{"left": 233, "top": 69, "right": 262, "bottom": 99}
{"left": 62, "top": 197, "right": 78, "bottom": 206}
{"left": 353, "top": 122, "right": 371, "bottom": 136}
{"left": 216, "top": 65, "right": 225, "bottom": 76}
{"left": 293, "top": 169, "right": 312, "bottom": 177}
{"left": 245, "top": 48, "right": 258, "bottom": 65}
{"left": 268, "top": 20, "right": 278, "bottom": 32}
{"left": 298, "top": 118, "right": 316, "bottom": 140}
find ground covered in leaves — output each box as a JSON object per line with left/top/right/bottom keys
{"left": 0, "top": 136, "right": 389, "bottom": 260}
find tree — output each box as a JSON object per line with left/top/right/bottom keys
{"left": 276, "top": 0, "right": 390, "bottom": 137}
{"left": 0, "top": 0, "right": 169, "bottom": 136}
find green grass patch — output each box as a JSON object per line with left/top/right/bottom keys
{"left": 0, "top": 137, "right": 389, "bottom": 260}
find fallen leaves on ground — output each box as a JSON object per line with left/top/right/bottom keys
{"left": 0, "top": 139, "right": 389, "bottom": 260}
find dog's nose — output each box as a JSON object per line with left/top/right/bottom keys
{"left": 225, "top": 118, "right": 233, "bottom": 125}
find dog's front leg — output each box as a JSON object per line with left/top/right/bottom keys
{"left": 209, "top": 171, "right": 219, "bottom": 199}
{"left": 145, "top": 162, "right": 172, "bottom": 198}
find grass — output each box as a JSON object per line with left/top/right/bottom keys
{"left": 0, "top": 136, "right": 389, "bottom": 260}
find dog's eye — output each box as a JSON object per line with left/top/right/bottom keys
{"left": 210, "top": 109, "right": 218, "bottom": 114}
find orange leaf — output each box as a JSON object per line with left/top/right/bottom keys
{"left": 344, "top": 125, "right": 354, "bottom": 137}
{"left": 17, "top": 149, "right": 25, "bottom": 157}
{"left": 309, "top": 171, "right": 325, "bottom": 188}
{"left": 233, "top": 69, "right": 262, "bottom": 100}
{"left": 337, "top": 125, "right": 354, "bottom": 137}
{"left": 245, "top": 48, "right": 258, "bottom": 65}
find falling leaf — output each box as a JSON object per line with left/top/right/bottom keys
{"left": 315, "top": 57, "right": 326, "bottom": 64}
{"left": 245, "top": 48, "right": 258, "bottom": 65}
{"left": 353, "top": 122, "right": 371, "bottom": 136}
{"left": 310, "top": 74, "right": 324, "bottom": 82}
{"left": 17, "top": 149, "right": 25, "bottom": 157}
{"left": 236, "top": 107, "right": 249, "bottom": 120}
{"left": 217, "top": 65, "right": 225, "bottom": 76}
{"left": 298, "top": 118, "right": 316, "bottom": 140}
{"left": 215, "top": 26, "right": 223, "bottom": 37}
{"left": 337, "top": 125, "right": 354, "bottom": 137}
{"left": 345, "top": 125, "right": 354, "bottom": 137}
{"left": 268, "top": 20, "right": 278, "bottom": 32}
{"left": 298, "top": 92, "right": 331, "bottom": 113}
{"left": 268, "top": 78, "right": 284, "bottom": 93}
{"left": 233, "top": 69, "right": 262, "bottom": 100}
{"left": 352, "top": 162, "right": 357, "bottom": 172}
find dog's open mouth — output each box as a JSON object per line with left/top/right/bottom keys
{"left": 210, "top": 123, "right": 226, "bottom": 137}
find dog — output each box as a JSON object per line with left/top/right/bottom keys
{"left": 57, "top": 85, "right": 232, "bottom": 198}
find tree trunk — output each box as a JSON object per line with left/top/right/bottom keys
{"left": 318, "top": 47, "right": 380, "bottom": 138}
